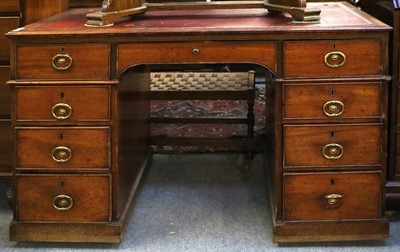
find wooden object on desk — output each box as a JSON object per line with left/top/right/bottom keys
{"left": 6, "top": 2, "right": 390, "bottom": 243}
{"left": 86, "top": 0, "right": 321, "bottom": 27}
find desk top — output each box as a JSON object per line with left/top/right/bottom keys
{"left": 6, "top": 2, "right": 390, "bottom": 42}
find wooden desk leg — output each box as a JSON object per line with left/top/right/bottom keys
{"left": 264, "top": 0, "right": 321, "bottom": 21}
{"left": 86, "top": 0, "right": 147, "bottom": 27}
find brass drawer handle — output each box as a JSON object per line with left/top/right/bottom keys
{"left": 52, "top": 103, "right": 72, "bottom": 120}
{"left": 324, "top": 51, "right": 346, "bottom": 68}
{"left": 52, "top": 146, "right": 72, "bottom": 163}
{"left": 52, "top": 53, "right": 73, "bottom": 71}
{"left": 323, "top": 100, "right": 344, "bottom": 117}
{"left": 192, "top": 48, "right": 200, "bottom": 55}
{"left": 322, "top": 143, "right": 343, "bottom": 160}
{"left": 53, "top": 194, "right": 73, "bottom": 211}
{"left": 324, "top": 193, "right": 343, "bottom": 206}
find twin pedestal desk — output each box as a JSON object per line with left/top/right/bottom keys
{"left": 5, "top": 2, "right": 392, "bottom": 243}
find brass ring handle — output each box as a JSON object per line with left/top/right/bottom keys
{"left": 324, "top": 51, "right": 346, "bottom": 68}
{"left": 192, "top": 48, "right": 200, "bottom": 55}
{"left": 322, "top": 143, "right": 343, "bottom": 160}
{"left": 52, "top": 146, "right": 72, "bottom": 163}
{"left": 324, "top": 193, "right": 343, "bottom": 205}
{"left": 52, "top": 103, "right": 72, "bottom": 120}
{"left": 52, "top": 53, "right": 73, "bottom": 71}
{"left": 323, "top": 100, "right": 344, "bottom": 117}
{"left": 53, "top": 194, "right": 73, "bottom": 211}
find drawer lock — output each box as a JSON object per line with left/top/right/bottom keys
{"left": 192, "top": 48, "right": 200, "bottom": 55}
{"left": 324, "top": 51, "right": 346, "bottom": 68}
{"left": 323, "top": 100, "right": 344, "bottom": 117}
{"left": 52, "top": 146, "right": 72, "bottom": 163}
{"left": 52, "top": 103, "right": 73, "bottom": 120}
{"left": 53, "top": 194, "right": 73, "bottom": 211}
{"left": 52, "top": 53, "right": 73, "bottom": 71}
{"left": 322, "top": 143, "right": 343, "bottom": 160}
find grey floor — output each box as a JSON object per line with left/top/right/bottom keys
{"left": 1, "top": 153, "right": 400, "bottom": 252}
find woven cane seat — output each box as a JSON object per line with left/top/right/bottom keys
{"left": 151, "top": 72, "right": 253, "bottom": 91}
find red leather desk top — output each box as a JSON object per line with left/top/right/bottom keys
{"left": 8, "top": 2, "right": 390, "bottom": 37}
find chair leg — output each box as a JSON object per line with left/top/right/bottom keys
{"left": 246, "top": 91, "right": 255, "bottom": 160}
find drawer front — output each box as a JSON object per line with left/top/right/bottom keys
{"left": 16, "top": 174, "right": 111, "bottom": 222}
{"left": 16, "top": 127, "right": 110, "bottom": 170}
{"left": 283, "top": 124, "right": 381, "bottom": 167}
{"left": 117, "top": 42, "right": 277, "bottom": 75}
{"left": 0, "top": 120, "right": 12, "bottom": 174}
{"left": 0, "top": 17, "right": 19, "bottom": 61}
{"left": 284, "top": 172, "right": 381, "bottom": 221}
{"left": 16, "top": 44, "right": 110, "bottom": 80}
{"left": 0, "top": 66, "right": 11, "bottom": 118}
{"left": 0, "top": 0, "right": 20, "bottom": 12}
{"left": 15, "top": 86, "right": 111, "bottom": 122}
{"left": 283, "top": 82, "right": 382, "bottom": 120}
{"left": 284, "top": 40, "right": 382, "bottom": 78}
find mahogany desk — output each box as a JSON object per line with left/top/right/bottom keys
{"left": 6, "top": 2, "right": 392, "bottom": 243}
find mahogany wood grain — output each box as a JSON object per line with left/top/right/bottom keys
{"left": 114, "top": 67, "right": 151, "bottom": 218}
{"left": 283, "top": 82, "right": 382, "bottom": 120}
{"left": 0, "top": 17, "right": 19, "bottom": 62}
{"left": 284, "top": 40, "right": 382, "bottom": 77}
{"left": 16, "top": 174, "right": 111, "bottom": 222}
{"left": 0, "top": 120, "right": 12, "bottom": 176}
{"left": 15, "top": 86, "right": 111, "bottom": 122}
{"left": 283, "top": 171, "right": 381, "bottom": 221}
{"left": 15, "top": 127, "right": 111, "bottom": 170}
{"left": 16, "top": 44, "right": 110, "bottom": 80}
{"left": 273, "top": 220, "right": 389, "bottom": 242}
{"left": 283, "top": 124, "right": 382, "bottom": 168}
{"left": 0, "top": 0, "right": 20, "bottom": 12}
{"left": 117, "top": 42, "right": 277, "bottom": 76}
{"left": 23, "top": 0, "right": 69, "bottom": 25}
{"left": 0, "top": 66, "right": 10, "bottom": 117}
{"left": 0, "top": 67, "right": 12, "bottom": 179}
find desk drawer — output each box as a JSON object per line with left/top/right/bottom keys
{"left": 15, "top": 86, "right": 111, "bottom": 122}
{"left": 16, "top": 174, "right": 111, "bottom": 222}
{"left": 283, "top": 172, "right": 381, "bottom": 221}
{"left": 284, "top": 40, "right": 382, "bottom": 78}
{"left": 283, "top": 82, "right": 382, "bottom": 120}
{"left": 117, "top": 42, "right": 277, "bottom": 75}
{"left": 0, "top": 16, "right": 19, "bottom": 61}
{"left": 16, "top": 44, "right": 110, "bottom": 80}
{"left": 283, "top": 124, "right": 381, "bottom": 168}
{"left": 16, "top": 127, "right": 110, "bottom": 170}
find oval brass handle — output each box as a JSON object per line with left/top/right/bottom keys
{"left": 52, "top": 53, "right": 73, "bottom": 71}
{"left": 323, "top": 100, "right": 344, "bottom": 117}
{"left": 52, "top": 103, "right": 72, "bottom": 120}
{"left": 53, "top": 194, "right": 73, "bottom": 211}
{"left": 192, "top": 48, "right": 200, "bottom": 55}
{"left": 324, "top": 193, "right": 343, "bottom": 205}
{"left": 52, "top": 146, "right": 72, "bottom": 163}
{"left": 322, "top": 143, "right": 343, "bottom": 160}
{"left": 324, "top": 51, "right": 346, "bottom": 68}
